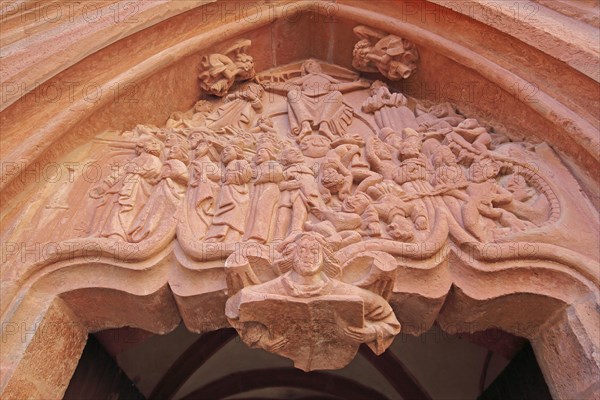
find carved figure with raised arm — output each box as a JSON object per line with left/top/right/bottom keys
{"left": 90, "top": 137, "right": 164, "bottom": 241}
{"left": 128, "top": 141, "right": 190, "bottom": 242}
{"left": 361, "top": 80, "right": 419, "bottom": 132}
{"left": 206, "top": 83, "right": 265, "bottom": 132}
{"left": 265, "top": 59, "right": 369, "bottom": 141}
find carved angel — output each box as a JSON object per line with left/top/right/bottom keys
{"left": 225, "top": 232, "right": 401, "bottom": 371}
{"left": 198, "top": 39, "right": 256, "bottom": 97}
{"left": 352, "top": 26, "right": 419, "bottom": 80}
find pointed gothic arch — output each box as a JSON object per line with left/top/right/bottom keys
{"left": 1, "top": 1, "right": 598, "bottom": 399}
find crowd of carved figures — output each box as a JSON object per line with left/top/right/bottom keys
{"left": 87, "top": 56, "right": 553, "bottom": 248}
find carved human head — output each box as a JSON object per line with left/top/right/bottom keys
{"left": 457, "top": 118, "right": 480, "bottom": 130}
{"left": 241, "top": 83, "right": 264, "bottom": 100}
{"left": 283, "top": 232, "right": 341, "bottom": 278}
{"left": 387, "top": 214, "right": 413, "bottom": 241}
{"left": 234, "top": 53, "right": 255, "bottom": 77}
{"left": 165, "top": 129, "right": 184, "bottom": 148}
{"left": 188, "top": 127, "right": 212, "bottom": 151}
{"left": 399, "top": 128, "right": 422, "bottom": 159}
{"left": 168, "top": 143, "right": 190, "bottom": 164}
{"left": 139, "top": 138, "right": 163, "bottom": 157}
{"left": 431, "top": 145, "right": 457, "bottom": 168}
{"left": 299, "top": 135, "right": 331, "bottom": 158}
{"left": 379, "top": 127, "right": 403, "bottom": 149}
{"left": 257, "top": 116, "right": 274, "bottom": 128}
{"left": 254, "top": 143, "right": 277, "bottom": 165}
{"left": 371, "top": 137, "right": 392, "bottom": 160}
{"left": 236, "top": 132, "right": 257, "bottom": 151}
{"left": 353, "top": 39, "right": 372, "bottom": 67}
{"left": 280, "top": 147, "right": 304, "bottom": 166}
{"left": 430, "top": 103, "right": 454, "bottom": 118}
{"left": 301, "top": 59, "right": 322, "bottom": 75}
{"left": 369, "top": 80, "right": 390, "bottom": 97}
{"left": 342, "top": 192, "right": 371, "bottom": 214}
{"left": 321, "top": 163, "right": 344, "bottom": 190}
{"left": 221, "top": 143, "right": 244, "bottom": 164}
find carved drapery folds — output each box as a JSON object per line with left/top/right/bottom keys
{"left": 5, "top": 39, "right": 598, "bottom": 372}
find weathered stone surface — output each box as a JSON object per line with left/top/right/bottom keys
{"left": 1, "top": 1, "right": 598, "bottom": 398}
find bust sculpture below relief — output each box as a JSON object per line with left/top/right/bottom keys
{"left": 225, "top": 232, "right": 401, "bottom": 371}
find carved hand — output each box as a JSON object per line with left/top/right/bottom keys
{"left": 358, "top": 78, "right": 371, "bottom": 88}
{"left": 265, "top": 336, "right": 289, "bottom": 353}
{"left": 366, "top": 222, "right": 382, "bottom": 236}
{"left": 338, "top": 185, "right": 351, "bottom": 200}
{"left": 414, "top": 216, "right": 428, "bottom": 230}
{"left": 344, "top": 325, "right": 377, "bottom": 343}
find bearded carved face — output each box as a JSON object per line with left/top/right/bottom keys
{"left": 280, "top": 148, "right": 304, "bottom": 166}
{"left": 292, "top": 236, "right": 324, "bottom": 277}
{"left": 373, "top": 139, "right": 392, "bottom": 160}
{"left": 142, "top": 139, "right": 162, "bottom": 157}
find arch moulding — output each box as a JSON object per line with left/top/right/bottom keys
{"left": 1, "top": 1, "right": 598, "bottom": 399}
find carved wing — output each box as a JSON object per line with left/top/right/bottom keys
{"left": 339, "top": 251, "right": 398, "bottom": 300}
{"left": 353, "top": 25, "right": 387, "bottom": 42}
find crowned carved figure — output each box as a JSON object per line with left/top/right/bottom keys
{"left": 225, "top": 232, "right": 401, "bottom": 371}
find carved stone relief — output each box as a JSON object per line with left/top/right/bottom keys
{"left": 9, "top": 36, "right": 599, "bottom": 371}
{"left": 352, "top": 26, "right": 419, "bottom": 80}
